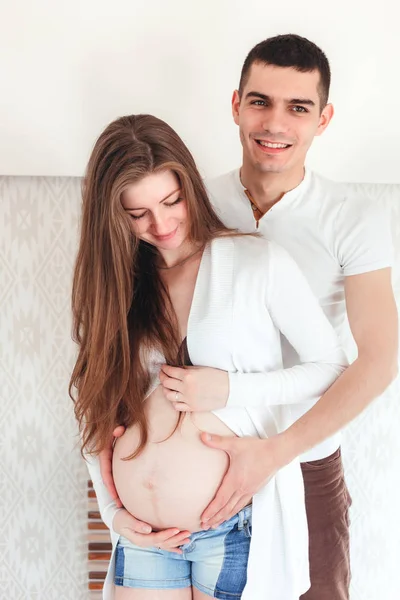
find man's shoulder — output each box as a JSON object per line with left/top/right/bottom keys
{"left": 305, "top": 170, "right": 378, "bottom": 226}
{"left": 205, "top": 169, "right": 240, "bottom": 198}
{"left": 308, "top": 172, "right": 393, "bottom": 273}
{"left": 308, "top": 170, "right": 374, "bottom": 210}
{"left": 220, "top": 234, "right": 287, "bottom": 270}
{"left": 205, "top": 168, "right": 238, "bottom": 185}
{"left": 306, "top": 170, "right": 347, "bottom": 207}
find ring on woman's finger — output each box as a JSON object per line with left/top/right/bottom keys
{"left": 175, "top": 391, "right": 179, "bottom": 401}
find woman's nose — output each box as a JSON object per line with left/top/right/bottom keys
{"left": 150, "top": 214, "right": 171, "bottom": 235}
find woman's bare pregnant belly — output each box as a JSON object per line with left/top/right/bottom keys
{"left": 113, "top": 386, "right": 237, "bottom": 532}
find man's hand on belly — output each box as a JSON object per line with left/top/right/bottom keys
{"left": 199, "top": 433, "right": 288, "bottom": 529}
{"left": 159, "top": 365, "right": 229, "bottom": 411}
{"left": 113, "top": 510, "right": 191, "bottom": 554}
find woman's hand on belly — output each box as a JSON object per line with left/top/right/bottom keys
{"left": 113, "top": 509, "right": 191, "bottom": 555}
{"left": 159, "top": 365, "right": 229, "bottom": 412}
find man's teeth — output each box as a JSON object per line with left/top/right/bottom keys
{"left": 258, "top": 141, "right": 289, "bottom": 148}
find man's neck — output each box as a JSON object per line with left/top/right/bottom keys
{"left": 240, "top": 162, "right": 305, "bottom": 214}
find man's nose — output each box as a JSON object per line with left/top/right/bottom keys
{"left": 261, "top": 106, "right": 289, "bottom": 135}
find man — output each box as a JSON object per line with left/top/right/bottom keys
{"left": 198, "top": 34, "right": 397, "bottom": 599}
{"left": 100, "top": 35, "right": 398, "bottom": 600}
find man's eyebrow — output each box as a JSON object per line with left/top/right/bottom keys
{"left": 289, "top": 98, "right": 316, "bottom": 106}
{"left": 245, "top": 91, "right": 270, "bottom": 101}
{"left": 244, "top": 91, "right": 315, "bottom": 107}
{"left": 124, "top": 188, "right": 181, "bottom": 211}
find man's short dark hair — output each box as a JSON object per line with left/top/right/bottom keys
{"left": 239, "top": 34, "right": 331, "bottom": 109}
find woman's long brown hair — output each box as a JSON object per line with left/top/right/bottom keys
{"left": 70, "top": 114, "right": 231, "bottom": 458}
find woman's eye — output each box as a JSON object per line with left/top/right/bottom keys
{"left": 130, "top": 212, "right": 146, "bottom": 220}
{"left": 165, "top": 197, "right": 183, "bottom": 207}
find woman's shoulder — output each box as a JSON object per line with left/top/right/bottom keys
{"left": 212, "top": 234, "right": 286, "bottom": 263}
{"left": 209, "top": 235, "right": 296, "bottom": 280}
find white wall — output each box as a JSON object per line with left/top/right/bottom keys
{"left": 0, "top": 0, "right": 399, "bottom": 182}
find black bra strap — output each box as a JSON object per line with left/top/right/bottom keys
{"left": 180, "top": 337, "right": 193, "bottom": 367}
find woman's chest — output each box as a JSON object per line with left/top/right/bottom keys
{"left": 188, "top": 277, "right": 281, "bottom": 373}
{"left": 163, "top": 257, "right": 202, "bottom": 339}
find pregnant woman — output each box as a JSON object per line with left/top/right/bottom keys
{"left": 70, "top": 114, "right": 347, "bottom": 600}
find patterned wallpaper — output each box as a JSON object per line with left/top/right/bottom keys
{"left": 0, "top": 177, "right": 87, "bottom": 600}
{"left": 0, "top": 176, "right": 399, "bottom": 600}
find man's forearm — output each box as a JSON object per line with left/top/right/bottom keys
{"left": 277, "top": 354, "right": 398, "bottom": 465}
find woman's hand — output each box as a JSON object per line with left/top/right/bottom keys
{"left": 113, "top": 510, "right": 191, "bottom": 554}
{"left": 159, "top": 365, "right": 229, "bottom": 412}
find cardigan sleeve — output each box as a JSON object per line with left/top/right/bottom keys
{"left": 227, "top": 242, "right": 348, "bottom": 407}
{"left": 84, "top": 451, "right": 122, "bottom": 530}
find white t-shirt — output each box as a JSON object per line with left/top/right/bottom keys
{"left": 206, "top": 168, "right": 393, "bottom": 461}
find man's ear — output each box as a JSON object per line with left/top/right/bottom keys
{"left": 232, "top": 89, "right": 241, "bottom": 125}
{"left": 316, "top": 103, "right": 334, "bottom": 137}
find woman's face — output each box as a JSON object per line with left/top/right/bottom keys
{"left": 121, "top": 170, "right": 189, "bottom": 251}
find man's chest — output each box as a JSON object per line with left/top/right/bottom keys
{"left": 263, "top": 216, "right": 349, "bottom": 334}
{"left": 225, "top": 205, "right": 346, "bottom": 315}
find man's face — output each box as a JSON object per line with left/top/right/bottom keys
{"left": 232, "top": 62, "right": 333, "bottom": 175}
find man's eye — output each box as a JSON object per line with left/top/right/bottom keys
{"left": 292, "top": 106, "right": 308, "bottom": 113}
{"left": 251, "top": 100, "right": 266, "bottom": 106}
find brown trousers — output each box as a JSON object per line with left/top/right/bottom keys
{"left": 300, "top": 448, "right": 352, "bottom": 600}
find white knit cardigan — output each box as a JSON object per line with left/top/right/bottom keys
{"left": 85, "top": 235, "right": 348, "bottom": 600}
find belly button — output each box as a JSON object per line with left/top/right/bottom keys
{"left": 143, "top": 478, "right": 156, "bottom": 490}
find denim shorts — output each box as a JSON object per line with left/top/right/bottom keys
{"left": 114, "top": 505, "right": 252, "bottom": 599}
